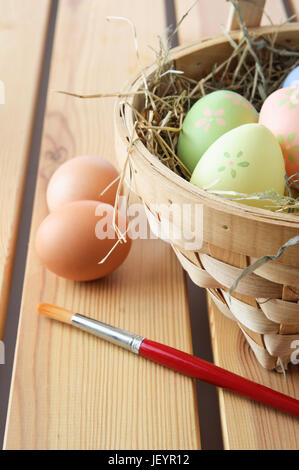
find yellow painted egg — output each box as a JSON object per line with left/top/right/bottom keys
{"left": 190, "top": 124, "right": 286, "bottom": 210}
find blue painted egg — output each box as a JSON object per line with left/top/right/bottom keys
{"left": 283, "top": 66, "right": 299, "bottom": 88}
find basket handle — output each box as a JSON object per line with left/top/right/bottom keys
{"left": 227, "top": 0, "right": 266, "bottom": 30}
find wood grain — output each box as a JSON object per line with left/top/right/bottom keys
{"left": 4, "top": 0, "right": 201, "bottom": 449}
{"left": 0, "top": 0, "right": 50, "bottom": 339}
{"left": 227, "top": 0, "right": 266, "bottom": 30}
{"left": 208, "top": 296, "right": 299, "bottom": 450}
{"left": 174, "top": 0, "right": 287, "bottom": 45}
{"left": 176, "top": 0, "right": 299, "bottom": 450}
{"left": 287, "top": 0, "right": 299, "bottom": 18}
{"left": 174, "top": 0, "right": 231, "bottom": 43}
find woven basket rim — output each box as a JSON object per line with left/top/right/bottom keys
{"left": 115, "top": 23, "right": 299, "bottom": 229}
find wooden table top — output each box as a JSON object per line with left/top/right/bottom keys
{"left": 1, "top": 0, "right": 298, "bottom": 450}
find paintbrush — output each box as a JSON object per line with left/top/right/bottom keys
{"left": 37, "top": 303, "right": 299, "bottom": 418}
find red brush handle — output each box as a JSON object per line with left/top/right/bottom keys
{"left": 139, "top": 339, "right": 299, "bottom": 418}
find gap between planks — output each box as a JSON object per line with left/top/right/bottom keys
{"left": 0, "top": 0, "right": 51, "bottom": 339}
{"left": 3, "top": 0, "right": 201, "bottom": 450}
{"left": 0, "top": 0, "right": 58, "bottom": 449}
{"left": 175, "top": 0, "right": 299, "bottom": 450}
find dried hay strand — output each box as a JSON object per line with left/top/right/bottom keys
{"left": 58, "top": 1, "right": 299, "bottom": 212}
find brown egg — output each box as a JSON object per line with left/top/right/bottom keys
{"left": 46, "top": 155, "right": 119, "bottom": 212}
{"left": 35, "top": 200, "right": 131, "bottom": 281}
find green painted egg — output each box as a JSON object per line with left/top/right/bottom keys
{"left": 177, "top": 90, "right": 258, "bottom": 173}
{"left": 190, "top": 124, "right": 286, "bottom": 210}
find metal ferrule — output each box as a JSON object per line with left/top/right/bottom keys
{"left": 71, "top": 314, "right": 145, "bottom": 354}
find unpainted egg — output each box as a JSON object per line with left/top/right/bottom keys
{"left": 46, "top": 155, "right": 119, "bottom": 212}
{"left": 35, "top": 200, "right": 131, "bottom": 281}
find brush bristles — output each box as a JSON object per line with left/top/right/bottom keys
{"left": 37, "top": 303, "right": 74, "bottom": 325}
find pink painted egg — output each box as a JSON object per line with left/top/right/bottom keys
{"left": 259, "top": 87, "right": 299, "bottom": 182}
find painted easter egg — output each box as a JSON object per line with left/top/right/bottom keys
{"left": 177, "top": 90, "right": 258, "bottom": 173}
{"left": 259, "top": 87, "right": 299, "bottom": 181}
{"left": 190, "top": 124, "right": 286, "bottom": 210}
{"left": 283, "top": 66, "right": 299, "bottom": 88}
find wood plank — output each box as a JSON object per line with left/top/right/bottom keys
{"left": 4, "top": 0, "right": 201, "bottom": 449}
{"left": 286, "top": 1, "right": 299, "bottom": 19}
{"left": 227, "top": 0, "right": 265, "bottom": 30}
{"left": 175, "top": 0, "right": 287, "bottom": 46}
{"left": 0, "top": 0, "right": 51, "bottom": 339}
{"left": 262, "top": 0, "right": 291, "bottom": 24}
{"left": 175, "top": 0, "right": 299, "bottom": 450}
{"left": 227, "top": 0, "right": 292, "bottom": 29}
{"left": 208, "top": 297, "right": 299, "bottom": 450}
{"left": 174, "top": 0, "right": 231, "bottom": 44}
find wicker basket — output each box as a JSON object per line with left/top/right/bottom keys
{"left": 114, "top": 20, "right": 299, "bottom": 371}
